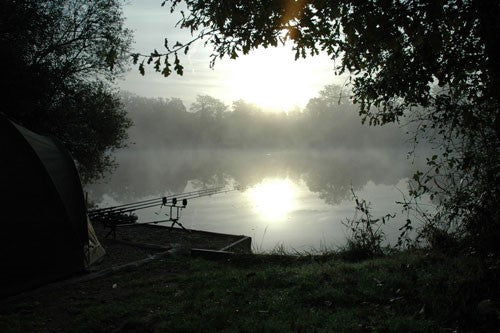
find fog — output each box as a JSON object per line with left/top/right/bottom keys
{"left": 89, "top": 148, "right": 425, "bottom": 203}
{"left": 87, "top": 86, "right": 432, "bottom": 251}
{"left": 121, "top": 87, "right": 413, "bottom": 151}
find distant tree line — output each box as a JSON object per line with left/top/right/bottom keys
{"left": 123, "top": 85, "right": 410, "bottom": 150}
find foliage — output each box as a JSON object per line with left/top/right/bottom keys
{"left": 144, "top": 1, "right": 500, "bottom": 253}
{"left": 0, "top": 0, "right": 133, "bottom": 182}
{"left": 342, "top": 188, "right": 395, "bottom": 260}
{"left": 54, "top": 82, "right": 132, "bottom": 183}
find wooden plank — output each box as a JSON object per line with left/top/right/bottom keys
{"left": 219, "top": 236, "right": 252, "bottom": 252}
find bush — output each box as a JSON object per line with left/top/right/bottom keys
{"left": 341, "top": 189, "right": 395, "bottom": 260}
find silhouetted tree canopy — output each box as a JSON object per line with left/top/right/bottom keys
{"left": 1, "top": 0, "right": 133, "bottom": 183}
{"left": 144, "top": 1, "right": 499, "bottom": 252}
{"left": 147, "top": 1, "right": 499, "bottom": 109}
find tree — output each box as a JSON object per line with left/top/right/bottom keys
{"left": 146, "top": 0, "right": 499, "bottom": 252}
{"left": 52, "top": 82, "right": 131, "bottom": 184}
{"left": 190, "top": 95, "right": 227, "bottom": 117}
{"left": 190, "top": 95, "right": 227, "bottom": 144}
{"left": 1, "top": 0, "right": 133, "bottom": 183}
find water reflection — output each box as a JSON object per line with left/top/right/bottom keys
{"left": 86, "top": 148, "right": 429, "bottom": 251}
{"left": 88, "top": 148, "right": 426, "bottom": 205}
{"left": 246, "top": 178, "right": 297, "bottom": 222}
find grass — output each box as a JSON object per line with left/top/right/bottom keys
{"left": 0, "top": 250, "right": 498, "bottom": 332}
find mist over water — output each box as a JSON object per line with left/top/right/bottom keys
{"left": 85, "top": 87, "right": 436, "bottom": 251}
{"left": 87, "top": 147, "right": 429, "bottom": 251}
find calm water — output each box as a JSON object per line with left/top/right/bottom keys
{"left": 87, "top": 148, "right": 429, "bottom": 252}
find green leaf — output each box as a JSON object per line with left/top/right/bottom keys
{"left": 154, "top": 58, "right": 161, "bottom": 72}
{"left": 174, "top": 54, "right": 184, "bottom": 75}
{"left": 161, "top": 65, "right": 171, "bottom": 77}
{"left": 131, "top": 53, "right": 139, "bottom": 64}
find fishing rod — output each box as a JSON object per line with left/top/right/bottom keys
{"left": 89, "top": 186, "right": 236, "bottom": 218}
{"left": 89, "top": 187, "right": 224, "bottom": 212}
{"left": 89, "top": 188, "right": 223, "bottom": 214}
{"left": 92, "top": 185, "right": 244, "bottom": 239}
{"left": 88, "top": 187, "right": 224, "bottom": 215}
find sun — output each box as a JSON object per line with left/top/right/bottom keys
{"left": 222, "top": 45, "right": 332, "bottom": 112}
{"left": 246, "top": 178, "right": 297, "bottom": 221}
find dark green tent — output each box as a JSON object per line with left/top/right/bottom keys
{"left": 0, "top": 115, "right": 89, "bottom": 297}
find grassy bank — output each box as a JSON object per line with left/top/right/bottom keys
{"left": 0, "top": 250, "right": 498, "bottom": 332}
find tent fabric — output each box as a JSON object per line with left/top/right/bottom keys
{"left": 0, "top": 115, "right": 89, "bottom": 297}
{"left": 85, "top": 217, "right": 106, "bottom": 266}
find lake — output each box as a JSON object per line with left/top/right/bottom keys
{"left": 87, "top": 148, "right": 430, "bottom": 252}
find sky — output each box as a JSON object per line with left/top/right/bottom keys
{"left": 119, "top": 0, "right": 346, "bottom": 112}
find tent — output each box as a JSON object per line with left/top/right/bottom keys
{"left": 0, "top": 115, "right": 103, "bottom": 297}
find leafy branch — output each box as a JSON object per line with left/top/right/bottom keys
{"left": 129, "top": 30, "right": 212, "bottom": 76}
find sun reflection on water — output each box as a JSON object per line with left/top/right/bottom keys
{"left": 246, "top": 178, "right": 297, "bottom": 221}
